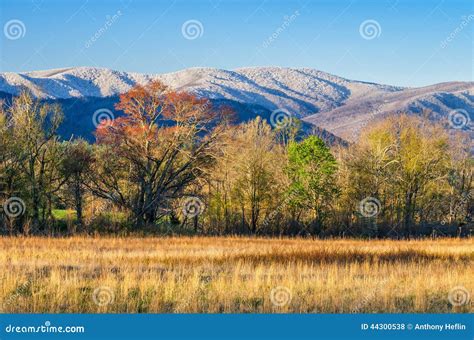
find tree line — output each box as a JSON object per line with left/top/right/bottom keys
{"left": 0, "top": 81, "right": 472, "bottom": 237}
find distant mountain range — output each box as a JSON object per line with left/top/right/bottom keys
{"left": 0, "top": 66, "right": 472, "bottom": 144}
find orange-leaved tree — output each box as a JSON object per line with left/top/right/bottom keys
{"left": 90, "top": 80, "right": 230, "bottom": 227}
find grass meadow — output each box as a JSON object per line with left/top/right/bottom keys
{"left": 0, "top": 237, "right": 472, "bottom": 313}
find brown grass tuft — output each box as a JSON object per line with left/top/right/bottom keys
{"left": 0, "top": 236, "right": 472, "bottom": 313}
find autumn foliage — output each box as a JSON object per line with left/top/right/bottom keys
{"left": 0, "top": 85, "right": 472, "bottom": 237}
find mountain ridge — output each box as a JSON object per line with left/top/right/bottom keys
{"left": 0, "top": 66, "right": 472, "bottom": 143}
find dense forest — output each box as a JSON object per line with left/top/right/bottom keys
{"left": 0, "top": 81, "right": 472, "bottom": 237}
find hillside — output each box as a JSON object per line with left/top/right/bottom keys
{"left": 0, "top": 66, "right": 472, "bottom": 143}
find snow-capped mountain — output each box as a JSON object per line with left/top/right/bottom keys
{"left": 0, "top": 66, "right": 472, "bottom": 142}
{"left": 0, "top": 67, "right": 155, "bottom": 99}
{"left": 0, "top": 66, "right": 400, "bottom": 113}
{"left": 304, "top": 81, "right": 474, "bottom": 141}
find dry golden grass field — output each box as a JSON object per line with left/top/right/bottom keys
{"left": 0, "top": 237, "right": 472, "bottom": 313}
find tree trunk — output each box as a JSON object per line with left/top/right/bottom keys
{"left": 74, "top": 175, "right": 83, "bottom": 232}
{"left": 404, "top": 191, "right": 413, "bottom": 237}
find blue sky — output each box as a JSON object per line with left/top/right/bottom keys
{"left": 0, "top": 0, "right": 472, "bottom": 87}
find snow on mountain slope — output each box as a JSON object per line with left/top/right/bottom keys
{"left": 0, "top": 66, "right": 401, "bottom": 118}
{"left": 0, "top": 67, "right": 154, "bottom": 99}
{"left": 0, "top": 66, "right": 472, "bottom": 143}
{"left": 304, "top": 81, "right": 474, "bottom": 141}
